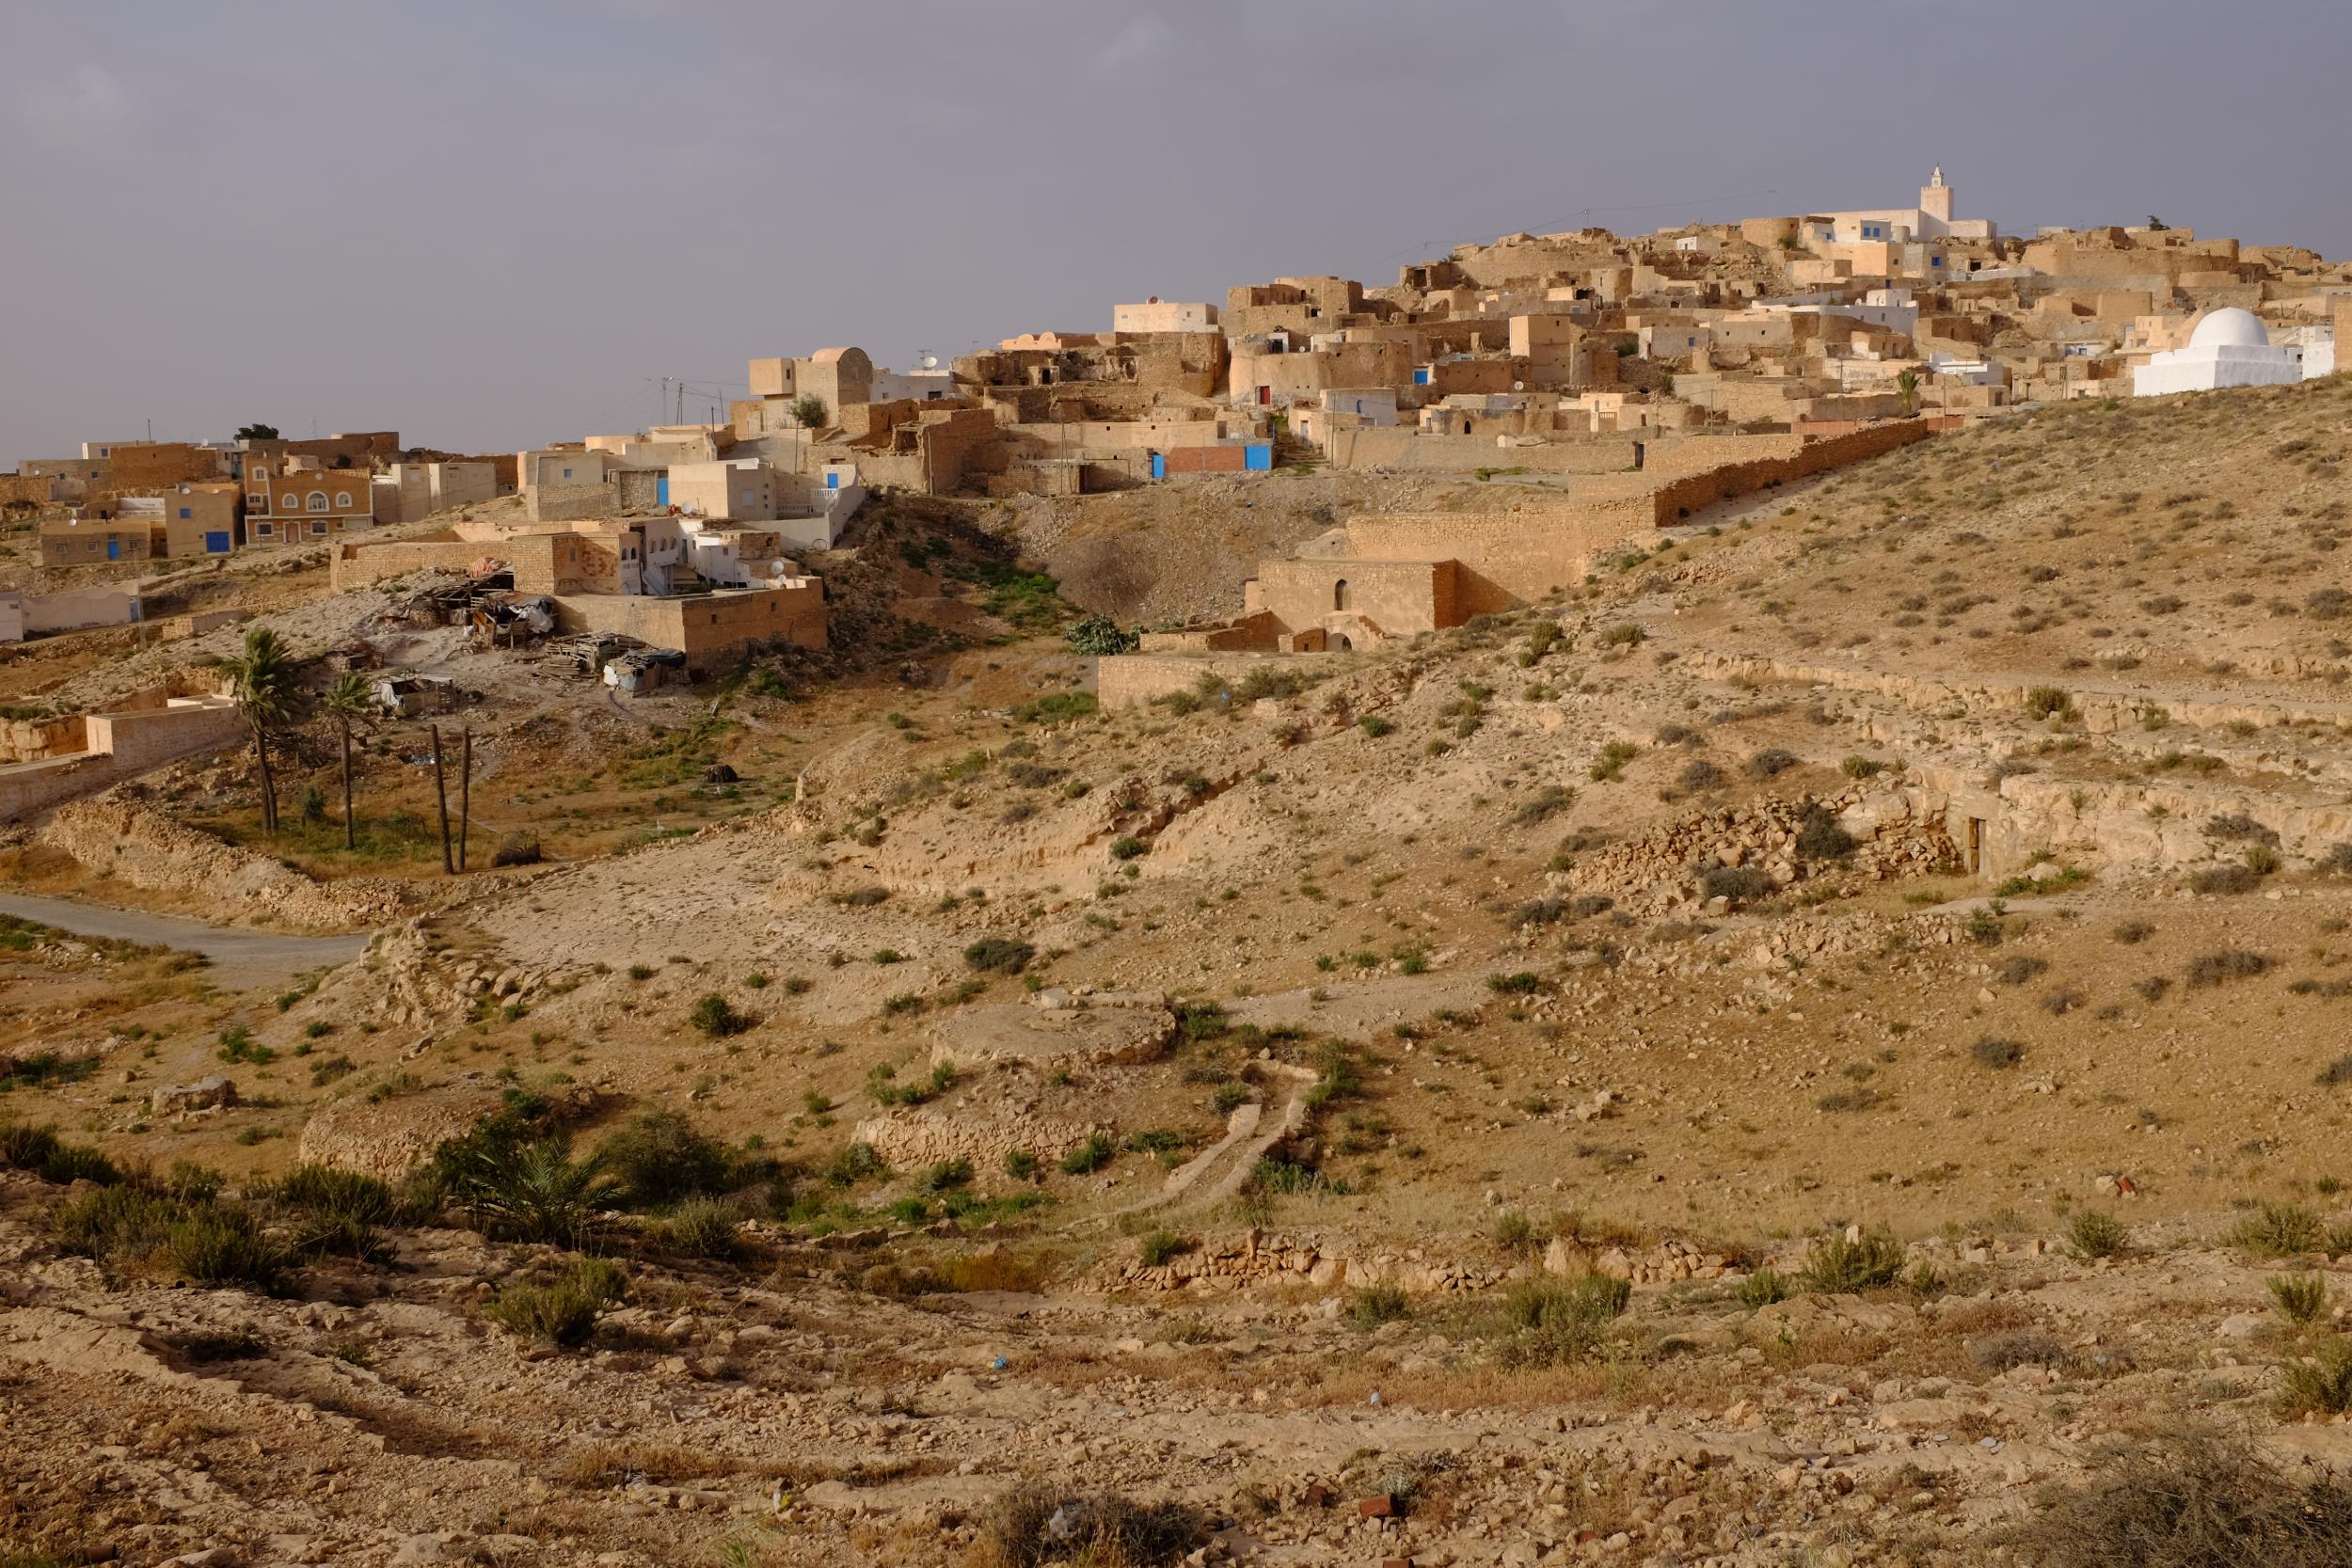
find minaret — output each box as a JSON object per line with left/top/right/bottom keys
{"left": 1919, "top": 165, "right": 1953, "bottom": 224}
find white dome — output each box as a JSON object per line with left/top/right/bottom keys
{"left": 2188, "top": 308, "right": 2269, "bottom": 349}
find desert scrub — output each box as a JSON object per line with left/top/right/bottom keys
{"left": 1346, "top": 1281, "right": 1411, "bottom": 1327}
{"left": 1136, "top": 1227, "right": 1187, "bottom": 1267}
{"left": 2233, "top": 1200, "right": 2324, "bottom": 1258}
{"left": 2276, "top": 1338, "right": 2352, "bottom": 1418}
{"left": 2006, "top": 1423, "right": 2352, "bottom": 1565}
{"left": 659, "top": 1196, "right": 743, "bottom": 1259}
{"left": 1800, "top": 1227, "right": 1907, "bottom": 1292}
{"left": 1489, "top": 1274, "right": 1629, "bottom": 1368}
{"left": 1058, "top": 1132, "right": 1113, "bottom": 1175}
{"left": 0, "top": 1121, "right": 121, "bottom": 1186}
{"left": 1738, "top": 1267, "right": 1793, "bottom": 1308}
{"left": 1971, "top": 1035, "right": 2025, "bottom": 1069}
{"left": 52, "top": 1183, "right": 286, "bottom": 1291}
{"left": 963, "top": 937, "right": 1036, "bottom": 974}
{"left": 1588, "top": 741, "right": 1639, "bottom": 782}
{"left": 973, "top": 1482, "right": 1203, "bottom": 1568}
{"left": 2185, "top": 949, "right": 2269, "bottom": 987}
{"left": 482, "top": 1259, "right": 627, "bottom": 1348}
{"left": 2271, "top": 1273, "right": 2329, "bottom": 1324}
{"left": 2066, "top": 1210, "right": 2129, "bottom": 1259}
{"left": 687, "top": 993, "right": 753, "bottom": 1037}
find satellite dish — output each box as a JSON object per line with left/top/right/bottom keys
{"left": 919, "top": 352, "right": 939, "bottom": 371}
{"left": 1513, "top": 381, "right": 1525, "bottom": 391}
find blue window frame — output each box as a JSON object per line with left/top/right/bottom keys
{"left": 179, "top": 507, "right": 192, "bottom": 518}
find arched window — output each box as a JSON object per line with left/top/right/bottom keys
{"left": 307, "top": 491, "right": 328, "bottom": 512}
{"left": 280, "top": 493, "right": 298, "bottom": 511}
{"left": 1333, "top": 578, "right": 1350, "bottom": 611}
{"left": 332, "top": 492, "right": 352, "bottom": 509}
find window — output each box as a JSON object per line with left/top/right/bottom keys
{"left": 310, "top": 519, "right": 327, "bottom": 535}
{"left": 307, "top": 492, "right": 327, "bottom": 512}
{"left": 179, "top": 507, "right": 192, "bottom": 519}
{"left": 281, "top": 493, "right": 298, "bottom": 510}
{"left": 255, "top": 522, "right": 275, "bottom": 539}
{"left": 333, "top": 491, "right": 352, "bottom": 509}
{"left": 562, "top": 467, "right": 573, "bottom": 480}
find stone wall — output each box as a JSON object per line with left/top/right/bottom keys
{"left": 328, "top": 536, "right": 483, "bottom": 592}
{"left": 0, "top": 700, "right": 242, "bottom": 822}
{"left": 1097, "top": 653, "right": 1291, "bottom": 709}
{"left": 552, "top": 583, "right": 826, "bottom": 666}
{"left": 1322, "top": 428, "right": 1642, "bottom": 473}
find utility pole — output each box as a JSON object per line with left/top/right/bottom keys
{"left": 429, "top": 724, "right": 453, "bottom": 874}
{"left": 457, "top": 727, "right": 472, "bottom": 870}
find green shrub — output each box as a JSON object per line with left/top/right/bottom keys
{"left": 2024, "top": 685, "right": 2074, "bottom": 721}
{"left": 1357, "top": 715, "right": 1394, "bottom": 737}
{"left": 688, "top": 993, "right": 754, "bottom": 1037}
{"left": 2277, "top": 1337, "right": 2352, "bottom": 1418}
{"left": 482, "top": 1259, "right": 627, "bottom": 1348}
{"left": 1739, "top": 1267, "right": 1793, "bottom": 1308}
{"left": 433, "top": 1124, "right": 613, "bottom": 1246}
{"left": 1701, "top": 865, "right": 1774, "bottom": 904}
{"left": 827, "top": 1141, "right": 884, "bottom": 1187}
{"left": 2067, "top": 1210, "right": 2129, "bottom": 1259}
{"left": 964, "top": 938, "right": 1036, "bottom": 974}
{"left": 1347, "top": 1281, "right": 1410, "bottom": 1327}
{"left": 1800, "top": 1227, "right": 1907, "bottom": 1292}
{"left": 2185, "top": 949, "right": 2269, "bottom": 987}
{"left": 1003, "top": 1148, "right": 1038, "bottom": 1180}
{"left": 596, "top": 1110, "right": 739, "bottom": 1210}
{"left": 920, "top": 1157, "right": 975, "bottom": 1194}
{"left": 1492, "top": 1274, "right": 1629, "bottom": 1367}
{"left": 1486, "top": 971, "right": 1541, "bottom": 994}
{"left": 2272, "top": 1273, "right": 2329, "bottom": 1325}
{"left": 2234, "top": 1201, "right": 2325, "bottom": 1258}
{"left": 167, "top": 1206, "right": 289, "bottom": 1290}
{"left": 1794, "top": 802, "right": 1857, "bottom": 861}
{"left": 263, "top": 1163, "right": 397, "bottom": 1259}
{"left": 0, "top": 1121, "right": 120, "bottom": 1186}
{"left": 1136, "top": 1228, "right": 1186, "bottom": 1267}
{"left": 660, "top": 1196, "right": 742, "bottom": 1259}
{"left": 1059, "top": 1133, "right": 1113, "bottom": 1175}
{"left": 1109, "top": 835, "right": 1147, "bottom": 861}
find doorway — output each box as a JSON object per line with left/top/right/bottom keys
{"left": 1965, "top": 817, "right": 1984, "bottom": 875}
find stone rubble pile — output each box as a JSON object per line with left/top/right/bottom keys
{"left": 1565, "top": 786, "right": 1957, "bottom": 913}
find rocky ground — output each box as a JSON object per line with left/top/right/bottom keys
{"left": 5, "top": 374, "right": 2352, "bottom": 1567}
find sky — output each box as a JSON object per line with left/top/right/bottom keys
{"left": 5, "top": 0, "right": 2348, "bottom": 458}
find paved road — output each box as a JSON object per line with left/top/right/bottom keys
{"left": 0, "top": 891, "right": 373, "bottom": 990}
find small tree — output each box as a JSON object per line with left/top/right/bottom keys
{"left": 790, "top": 394, "right": 828, "bottom": 431}
{"left": 320, "top": 671, "right": 373, "bottom": 848}
{"left": 1896, "top": 367, "right": 1921, "bottom": 416}
{"left": 233, "top": 422, "right": 280, "bottom": 441}
{"left": 224, "top": 627, "right": 303, "bottom": 832}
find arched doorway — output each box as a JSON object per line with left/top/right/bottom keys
{"left": 1333, "top": 633, "right": 1353, "bottom": 651}
{"left": 1333, "top": 578, "right": 1350, "bottom": 611}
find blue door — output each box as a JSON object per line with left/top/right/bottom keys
{"left": 1150, "top": 451, "right": 1166, "bottom": 481}
{"left": 656, "top": 477, "right": 668, "bottom": 507}
{"left": 204, "top": 531, "right": 230, "bottom": 553}
{"left": 825, "top": 471, "right": 839, "bottom": 490}
{"left": 106, "top": 539, "right": 119, "bottom": 560}
{"left": 1244, "top": 443, "right": 1273, "bottom": 471}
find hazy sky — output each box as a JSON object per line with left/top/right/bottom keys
{"left": 6, "top": 1, "right": 2347, "bottom": 458}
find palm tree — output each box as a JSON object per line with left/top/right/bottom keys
{"left": 1896, "top": 367, "right": 1921, "bottom": 417}
{"left": 223, "top": 627, "right": 303, "bottom": 832}
{"left": 320, "top": 671, "right": 373, "bottom": 849}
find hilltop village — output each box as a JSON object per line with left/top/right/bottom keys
{"left": 6, "top": 175, "right": 2352, "bottom": 1568}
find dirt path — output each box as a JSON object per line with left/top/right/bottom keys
{"left": 0, "top": 891, "right": 373, "bottom": 990}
